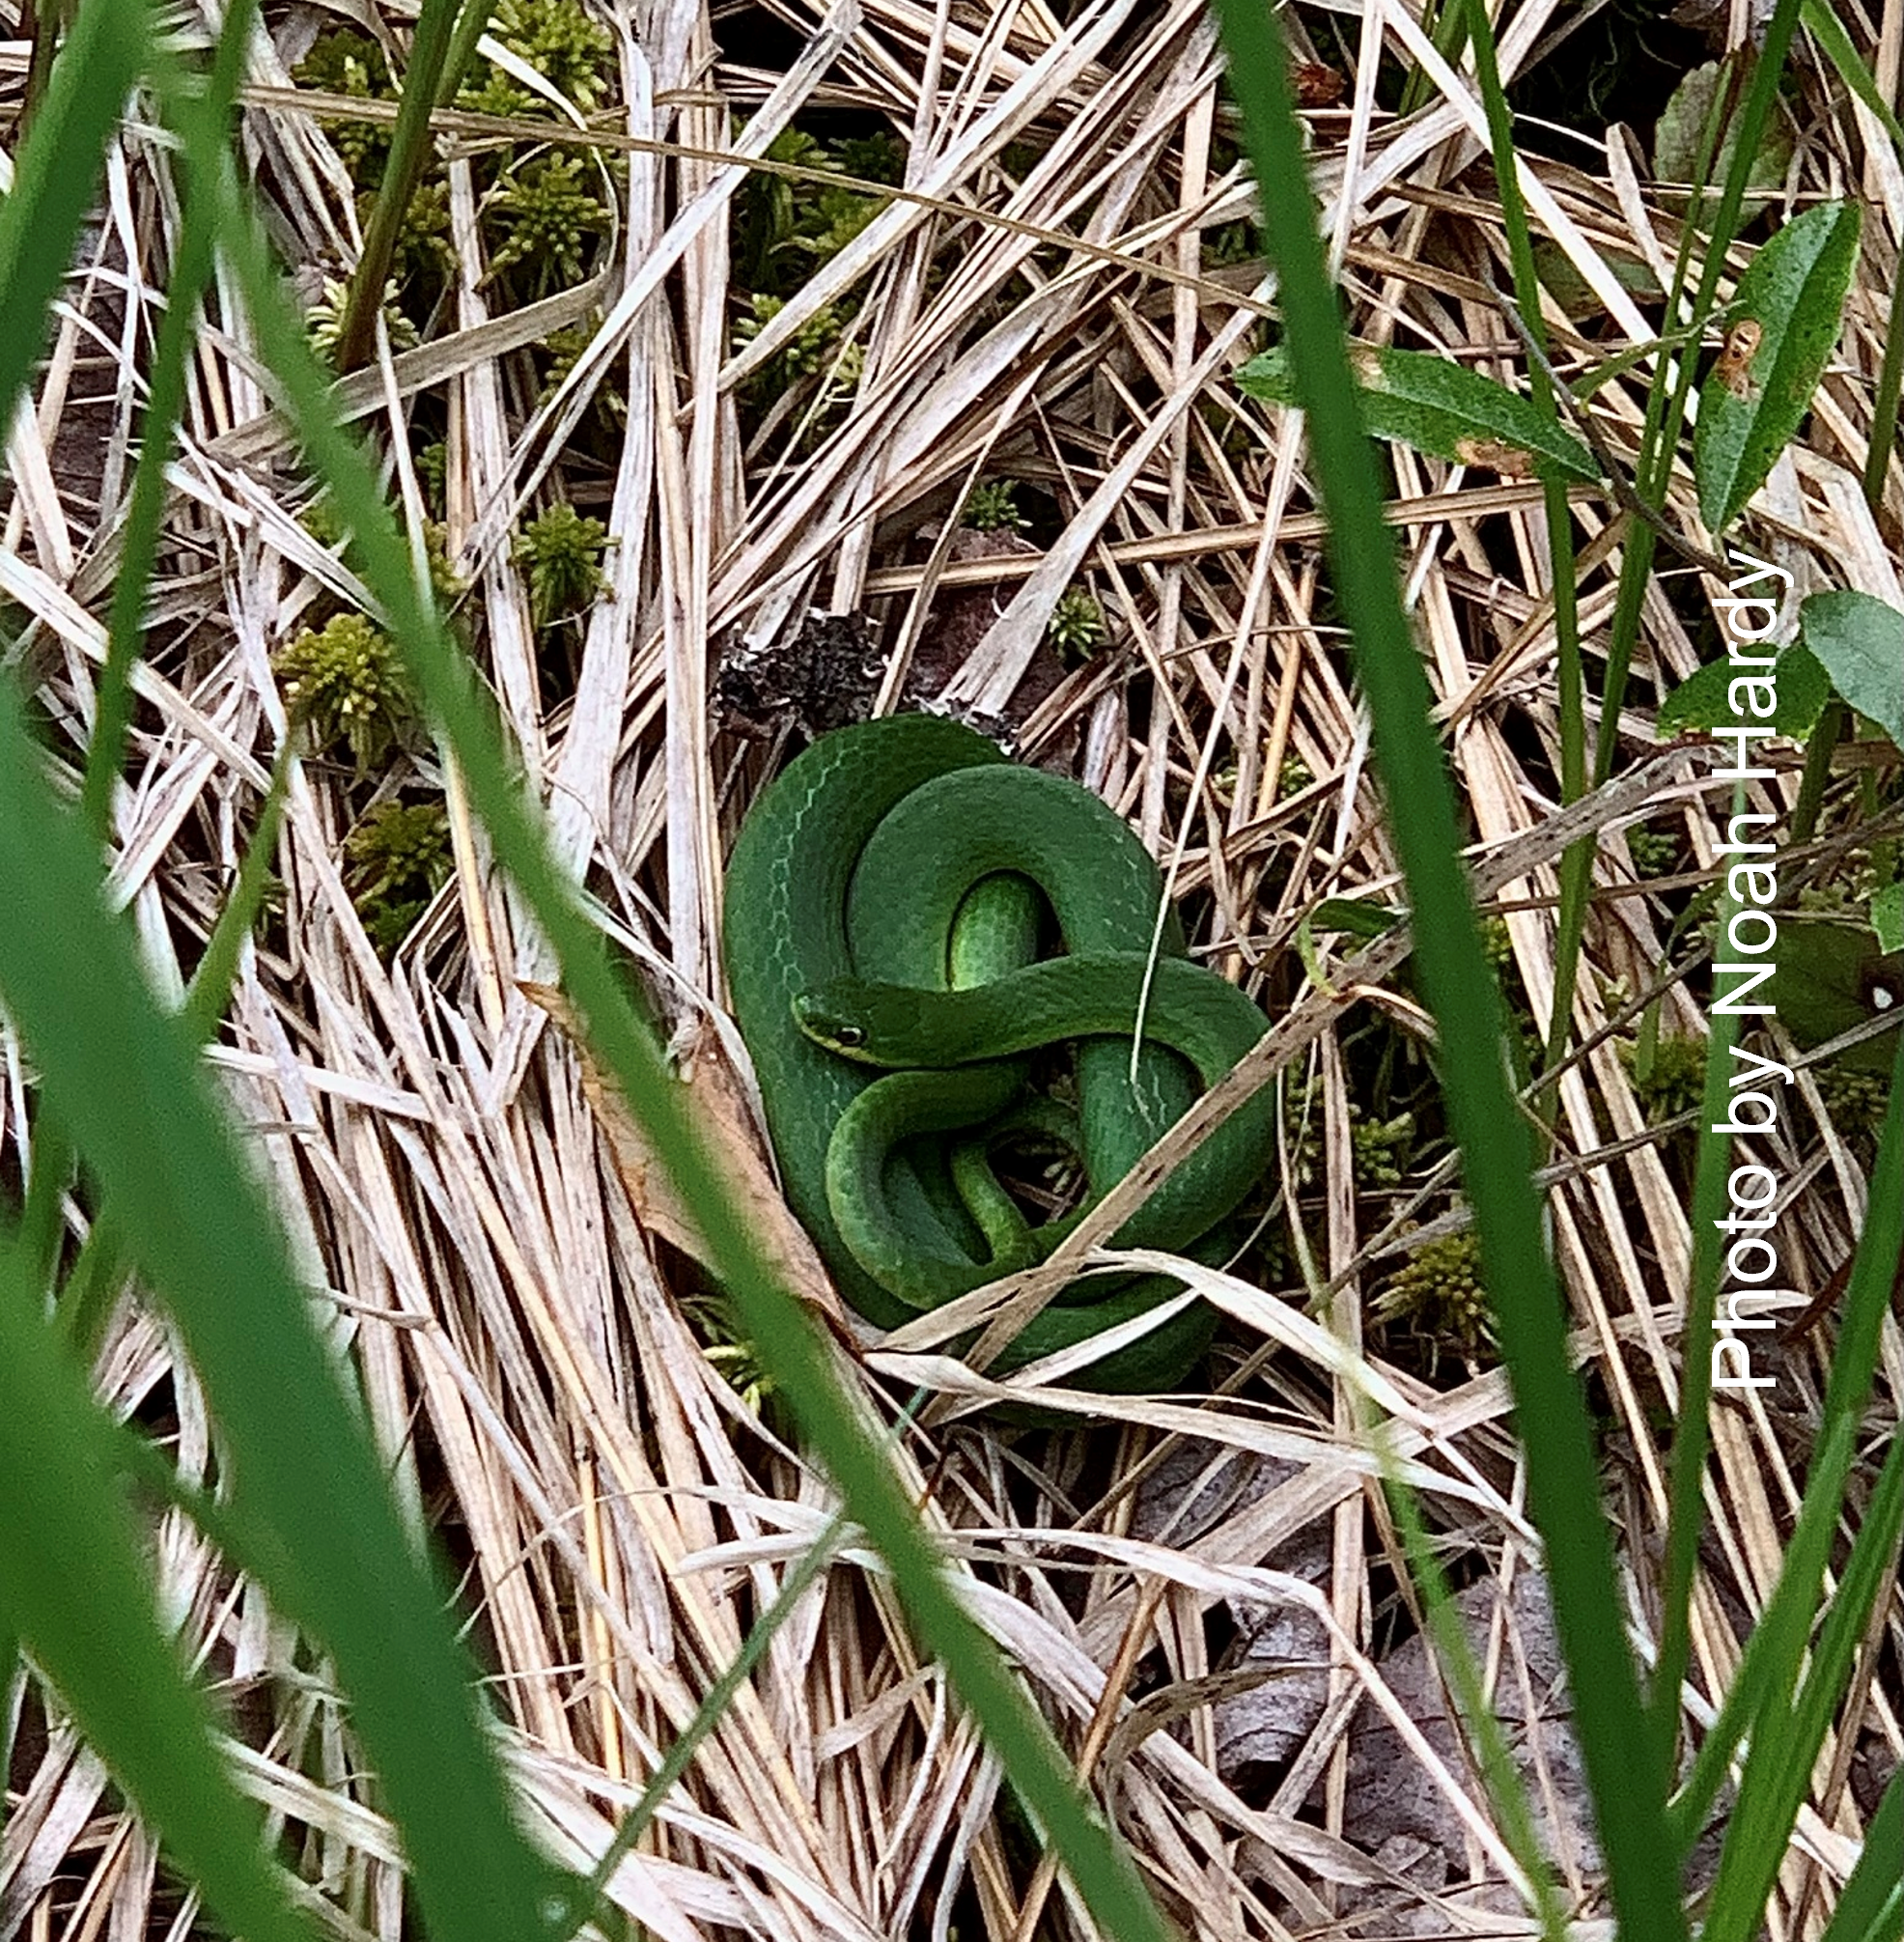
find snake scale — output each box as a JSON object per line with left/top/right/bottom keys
{"left": 722, "top": 714, "right": 1276, "bottom": 1391}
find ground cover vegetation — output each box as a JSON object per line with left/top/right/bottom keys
{"left": 0, "top": 0, "right": 1900, "bottom": 1936}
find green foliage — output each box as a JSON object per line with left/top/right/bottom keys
{"left": 681, "top": 1294, "right": 778, "bottom": 1417}
{"left": 1659, "top": 642, "right": 1831, "bottom": 740}
{"left": 1798, "top": 590, "right": 1904, "bottom": 745}
{"left": 305, "top": 274, "right": 419, "bottom": 361}
{"left": 1237, "top": 343, "right": 1598, "bottom": 482}
{"left": 1372, "top": 1229, "right": 1494, "bottom": 1361}
{"left": 1816, "top": 1063, "right": 1889, "bottom": 1164}
{"left": 963, "top": 478, "right": 1027, "bottom": 532}
{"left": 491, "top": 0, "right": 613, "bottom": 110}
{"left": 1350, "top": 1106, "right": 1414, "bottom": 1189}
{"left": 294, "top": 27, "right": 392, "bottom": 187}
{"left": 345, "top": 799, "right": 453, "bottom": 954}
{"left": 1654, "top": 61, "right": 1796, "bottom": 221}
{"left": 484, "top": 153, "right": 609, "bottom": 296}
{"left": 1047, "top": 586, "right": 1107, "bottom": 662}
{"left": 1623, "top": 1032, "right": 1707, "bottom": 1123}
{"left": 513, "top": 501, "right": 608, "bottom": 628}
{"left": 273, "top": 613, "right": 420, "bottom": 768}
{"left": 1694, "top": 200, "right": 1861, "bottom": 531}
{"left": 733, "top": 125, "right": 899, "bottom": 297}
{"left": 1627, "top": 827, "right": 1680, "bottom": 877}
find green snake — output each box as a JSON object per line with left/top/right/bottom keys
{"left": 722, "top": 714, "right": 1275, "bottom": 1390}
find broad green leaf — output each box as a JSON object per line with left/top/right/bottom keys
{"left": 1654, "top": 60, "right": 1795, "bottom": 222}
{"left": 1236, "top": 345, "right": 1598, "bottom": 482}
{"left": 1658, "top": 643, "right": 1830, "bottom": 739}
{"left": 1763, "top": 921, "right": 1904, "bottom": 1073}
{"left": 1798, "top": 589, "right": 1904, "bottom": 745}
{"left": 1873, "top": 884, "right": 1904, "bottom": 957}
{"left": 1694, "top": 201, "right": 1861, "bottom": 530}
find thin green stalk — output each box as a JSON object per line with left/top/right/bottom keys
{"left": 334, "top": 0, "right": 479, "bottom": 373}
{"left": 1210, "top": 7, "right": 1685, "bottom": 1937}
{"left": 1597, "top": 6, "right": 1802, "bottom": 786}
{"left": 1457, "top": 0, "right": 1589, "bottom": 1106}
{"left": 1643, "top": 858, "right": 1742, "bottom": 1785}
{"left": 1817, "top": 1763, "right": 1903, "bottom": 1942}
{"left": 197, "top": 120, "right": 1180, "bottom": 1942}
{"left": 1792, "top": 697, "right": 1847, "bottom": 845}
{"left": 1668, "top": 1036, "right": 1904, "bottom": 1849}
{"left": 1859, "top": 273, "right": 1903, "bottom": 508}
{"left": 80, "top": 0, "right": 259, "bottom": 842}
{"left": 1379, "top": 1449, "right": 1570, "bottom": 1942}
{"left": 553, "top": 1389, "right": 933, "bottom": 1942}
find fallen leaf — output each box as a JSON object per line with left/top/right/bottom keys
{"left": 524, "top": 983, "right": 846, "bottom": 1329}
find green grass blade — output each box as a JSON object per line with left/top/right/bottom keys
{"left": 0, "top": 671, "right": 563, "bottom": 1939}
{"left": 1670, "top": 1034, "right": 1904, "bottom": 1847}
{"left": 1644, "top": 876, "right": 1741, "bottom": 1786}
{"left": 81, "top": 0, "right": 259, "bottom": 840}
{"left": 197, "top": 109, "right": 1179, "bottom": 1942}
{"left": 0, "top": 1227, "right": 315, "bottom": 1942}
{"left": 1699, "top": 1427, "right": 1904, "bottom": 1942}
{"left": 1209, "top": 8, "right": 1687, "bottom": 1935}
{"left": 1818, "top": 1764, "right": 1904, "bottom": 1942}
{"left": 59, "top": 746, "right": 294, "bottom": 1364}
{"left": 0, "top": 0, "right": 150, "bottom": 423}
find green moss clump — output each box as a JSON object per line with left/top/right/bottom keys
{"left": 963, "top": 479, "right": 1026, "bottom": 533}
{"left": 1816, "top": 1063, "right": 1888, "bottom": 1166}
{"left": 295, "top": 28, "right": 394, "bottom": 187}
{"left": 1047, "top": 586, "right": 1107, "bottom": 663}
{"left": 484, "top": 154, "right": 609, "bottom": 296}
{"left": 1373, "top": 1229, "right": 1493, "bottom": 1365}
{"left": 274, "top": 614, "right": 420, "bottom": 769}
{"left": 1350, "top": 1106, "right": 1414, "bottom": 1191}
{"left": 1623, "top": 1032, "right": 1707, "bottom": 1124}
{"left": 492, "top": 0, "right": 614, "bottom": 110}
{"left": 346, "top": 799, "right": 453, "bottom": 955}
{"left": 1627, "top": 828, "right": 1680, "bottom": 878}
{"left": 306, "top": 275, "right": 420, "bottom": 362}
{"left": 514, "top": 502, "right": 608, "bottom": 629}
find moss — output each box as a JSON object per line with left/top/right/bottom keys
{"left": 963, "top": 479, "right": 1027, "bottom": 533}
{"left": 491, "top": 0, "right": 614, "bottom": 109}
{"left": 483, "top": 153, "right": 610, "bottom": 296}
{"left": 513, "top": 502, "right": 608, "bottom": 629}
{"left": 1350, "top": 1106, "right": 1414, "bottom": 1190}
{"left": 294, "top": 28, "right": 394, "bottom": 189}
{"left": 1627, "top": 827, "right": 1680, "bottom": 878}
{"left": 1623, "top": 1032, "right": 1707, "bottom": 1123}
{"left": 1816, "top": 1063, "right": 1887, "bottom": 1166}
{"left": 305, "top": 275, "right": 420, "bottom": 363}
{"left": 1047, "top": 586, "right": 1107, "bottom": 663}
{"left": 274, "top": 614, "right": 420, "bottom": 769}
{"left": 345, "top": 799, "right": 453, "bottom": 954}
{"left": 1373, "top": 1229, "right": 1494, "bottom": 1367}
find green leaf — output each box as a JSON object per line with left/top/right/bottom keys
{"left": 1236, "top": 345, "right": 1599, "bottom": 482}
{"left": 1653, "top": 61, "right": 1795, "bottom": 222}
{"left": 1658, "top": 643, "right": 1830, "bottom": 738}
{"left": 1798, "top": 589, "right": 1904, "bottom": 745}
{"left": 1694, "top": 201, "right": 1862, "bottom": 531}
{"left": 1873, "top": 884, "right": 1904, "bottom": 957}
{"left": 1310, "top": 897, "right": 1403, "bottom": 938}
{"left": 1763, "top": 921, "right": 1904, "bottom": 1072}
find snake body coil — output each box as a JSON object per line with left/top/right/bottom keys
{"left": 723, "top": 715, "right": 1274, "bottom": 1390}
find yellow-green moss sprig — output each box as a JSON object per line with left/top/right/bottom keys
{"left": 274, "top": 614, "right": 421, "bottom": 769}
{"left": 345, "top": 800, "right": 454, "bottom": 955}
{"left": 513, "top": 502, "right": 608, "bottom": 629}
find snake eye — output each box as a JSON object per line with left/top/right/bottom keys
{"left": 833, "top": 1024, "right": 866, "bottom": 1048}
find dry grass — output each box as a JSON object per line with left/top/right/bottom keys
{"left": 2, "top": 0, "right": 1901, "bottom": 1935}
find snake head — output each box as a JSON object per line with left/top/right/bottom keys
{"left": 792, "top": 979, "right": 932, "bottom": 1064}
